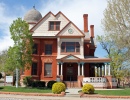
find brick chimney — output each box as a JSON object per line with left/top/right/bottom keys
{"left": 83, "top": 14, "right": 88, "bottom": 32}
{"left": 90, "top": 25, "right": 94, "bottom": 38}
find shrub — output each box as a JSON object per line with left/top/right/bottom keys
{"left": 52, "top": 82, "right": 66, "bottom": 94}
{"left": 82, "top": 83, "right": 95, "bottom": 94}
{"left": 0, "top": 73, "right": 2, "bottom": 79}
{"left": 47, "top": 80, "right": 57, "bottom": 88}
{"left": 32, "top": 81, "right": 46, "bottom": 88}
{"left": 23, "top": 76, "right": 32, "bottom": 87}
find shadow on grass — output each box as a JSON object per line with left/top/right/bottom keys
{"left": 24, "top": 87, "right": 52, "bottom": 90}
{"left": 0, "top": 87, "right": 4, "bottom": 90}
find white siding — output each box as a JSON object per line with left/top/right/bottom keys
{"left": 59, "top": 24, "right": 83, "bottom": 36}
{"left": 32, "top": 13, "right": 69, "bottom": 36}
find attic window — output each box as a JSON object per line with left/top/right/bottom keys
{"left": 49, "top": 21, "right": 60, "bottom": 31}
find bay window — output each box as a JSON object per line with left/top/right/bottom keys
{"left": 61, "top": 42, "right": 80, "bottom": 53}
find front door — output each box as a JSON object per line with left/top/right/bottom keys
{"left": 63, "top": 63, "right": 77, "bottom": 81}
{"left": 66, "top": 65, "right": 73, "bottom": 81}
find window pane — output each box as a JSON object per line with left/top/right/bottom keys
{"left": 49, "top": 22, "right": 54, "bottom": 30}
{"left": 32, "top": 44, "right": 38, "bottom": 54}
{"left": 66, "top": 46, "right": 75, "bottom": 52}
{"left": 76, "top": 46, "right": 80, "bottom": 52}
{"left": 44, "top": 63, "right": 52, "bottom": 76}
{"left": 56, "top": 22, "right": 60, "bottom": 30}
{"left": 45, "top": 44, "right": 52, "bottom": 55}
{"left": 61, "top": 46, "right": 65, "bottom": 52}
{"left": 66, "top": 42, "right": 75, "bottom": 45}
{"left": 31, "top": 63, "right": 37, "bottom": 75}
{"left": 76, "top": 42, "right": 80, "bottom": 45}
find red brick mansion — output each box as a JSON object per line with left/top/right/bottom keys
{"left": 21, "top": 7, "right": 116, "bottom": 88}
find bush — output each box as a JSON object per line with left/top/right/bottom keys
{"left": 52, "top": 82, "right": 66, "bottom": 94}
{"left": 23, "top": 76, "right": 32, "bottom": 87}
{"left": 0, "top": 73, "right": 2, "bottom": 79}
{"left": 82, "top": 83, "right": 95, "bottom": 94}
{"left": 47, "top": 80, "right": 57, "bottom": 88}
{"left": 32, "top": 81, "right": 46, "bottom": 88}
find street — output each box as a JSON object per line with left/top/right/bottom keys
{"left": 0, "top": 94, "right": 129, "bottom": 100}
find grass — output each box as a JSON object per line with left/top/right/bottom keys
{"left": 79, "top": 88, "right": 130, "bottom": 96}
{"left": 0, "top": 86, "right": 52, "bottom": 93}
{"left": 1, "top": 86, "right": 130, "bottom": 96}
{"left": 95, "top": 88, "right": 130, "bottom": 96}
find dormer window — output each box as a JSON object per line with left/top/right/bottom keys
{"left": 49, "top": 21, "right": 60, "bottom": 31}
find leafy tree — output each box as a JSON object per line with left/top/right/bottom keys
{"left": 5, "top": 18, "right": 33, "bottom": 87}
{"left": 5, "top": 18, "right": 33, "bottom": 71}
{"left": 0, "top": 50, "right": 8, "bottom": 72}
{"left": 97, "top": 35, "right": 126, "bottom": 79}
{"left": 98, "top": 0, "right": 130, "bottom": 80}
{"left": 102, "top": 0, "right": 130, "bottom": 59}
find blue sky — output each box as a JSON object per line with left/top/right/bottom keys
{"left": 0, "top": 0, "right": 108, "bottom": 57}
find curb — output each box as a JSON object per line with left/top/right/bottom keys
{"left": 80, "top": 93, "right": 130, "bottom": 99}
{"left": 1, "top": 92, "right": 130, "bottom": 99}
{"left": 0, "top": 92, "right": 65, "bottom": 97}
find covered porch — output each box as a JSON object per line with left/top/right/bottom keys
{"left": 56, "top": 55, "right": 111, "bottom": 88}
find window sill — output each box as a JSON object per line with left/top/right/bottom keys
{"left": 48, "top": 30, "right": 60, "bottom": 31}
{"left": 44, "top": 76, "right": 53, "bottom": 78}
{"left": 61, "top": 52, "right": 80, "bottom": 55}
{"left": 31, "top": 75, "right": 39, "bottom": 77}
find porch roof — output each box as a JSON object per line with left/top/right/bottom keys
{"left": 57, "top": 55, "right": 110, "bottom": 63}
{"left": 82, "top": 56, "right": 110, "bottom": 63}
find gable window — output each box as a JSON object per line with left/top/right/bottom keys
{"left": 61, "top": 42, "right": 80, "bottom": 53}
{"left": 31, "top": 63, "right": 37, "bottom": 75}
{"left": 45, "top": 44, "right": 52, "bottom": 55}
{"left": 44, "top": 63, "right": 52, "bottom": 77}
{"left": 49, "top": 21, "right": 60, "bottom": 31}
{"left": 32, "top": 43, "right": 38, "bottom": 54}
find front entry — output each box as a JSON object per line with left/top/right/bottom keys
{"left": 63, "top": 63, "right": 78, "bottom": 81}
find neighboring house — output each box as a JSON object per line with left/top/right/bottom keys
{"left": 21, "top": 7, "right": 112, "bottom": 88}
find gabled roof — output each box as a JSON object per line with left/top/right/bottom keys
{"left": 30, "top": 11, "right": 70, "bottom": 32}
{"left": 60, "top": 54, "right": 81, "bottom": 60}
{"left": 56, "top": 21, "right": 85, "bottom": 37}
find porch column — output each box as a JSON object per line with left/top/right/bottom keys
{"left": 100, "top": 66, "right": 102, "bottom": 77}
{"left": 97, "top": 66, "right": 99, "bottom": 77}
{"left": 105, "top": 64, "right": 107, "bottom": 76}
{"left": 57, "top": 63, "right": 59, "bottom": 76}
{"left": 108, "top": 64, "right": 111, "bottom": 75}
{"left": 61, "top": 63, "right": 63, "bottom": 75}
{"left": 81, "top": 63, "right": 84, "bottom": 76}
{"left": 78, "top": 63, "right": 80, "bottom": 76}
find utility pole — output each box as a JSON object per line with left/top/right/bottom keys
{"left": 16, "top": 68, "right": 18, "bottom": 88}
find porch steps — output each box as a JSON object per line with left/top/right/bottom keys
{"left": 64, "top": 81, "right": 79, "bottom": 88}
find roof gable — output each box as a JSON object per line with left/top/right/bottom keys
{"left": 56, "top": 22, "right": 85, "bottom": 37}
{"left": 61, "top": 54, "right": 81, "bottom": 60}
{"left": 30, "top": 11, "right": 70, "bottom": 32}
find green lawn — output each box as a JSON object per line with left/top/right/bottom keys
{"left": 1, "top": 86, "right": 130, "bottom": 96}
{"left": 0, "top": 86, "right": 52, "bottom": 93}
{"left": 95, "top": 88, "right": 130, "bottom": 96}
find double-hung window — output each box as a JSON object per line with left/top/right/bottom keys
{"left": 44, "top": 63, "right": 52, "bottom": 77}
{"left": 49, "top": 21, "right": 60, "bottom": 31}
{"left": 32, "top": 43, "right": 38, "bottom": 54}
{"left": 45, "top": 44, "right": 52, "bottom": 55}
{"left": 31, "top": 63, "right": 37, "bottom": 75}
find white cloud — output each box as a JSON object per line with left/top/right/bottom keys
{"left": 0, "top": 2, "right": 26, "bottom": 52}
{"left": 40, "top": 0, "right": 107, "bottom": 35}
{"left": 0, "top": 0, "right": 108, "bottom": 57}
